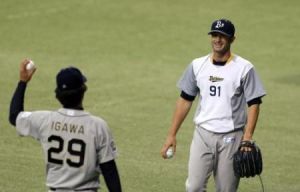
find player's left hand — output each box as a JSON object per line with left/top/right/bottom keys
{"left": 240, "top": 140, "right": 254, "bottom": 152}
{"left": 241, "top": 133, "right": 253, "bottom": 151}
{"left": 20, "top": 59, "right": 36, "bottom": 82}
{"left": 233, "top": 140, "right": 263, "bottom": 178}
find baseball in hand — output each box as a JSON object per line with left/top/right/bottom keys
{"left": 166, "top": 148, "right": 174, "bottom": 159}
{"left": 26, "top": 60, "right": 35, "bottom": 71}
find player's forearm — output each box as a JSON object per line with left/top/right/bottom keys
{"left": 9, "top": 81, "right": 27, "bottom": 126}
{"left": 168, "top": 97, "right": 193, "bottom": 136}
{"left": 243, "top": 104, "right": 260, "bottom": 141}
{"left": 100, "top": 160, "right": 122, "bottom": 192}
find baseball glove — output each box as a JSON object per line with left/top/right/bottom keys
{"left": 233, "top": 140, "right": 263, "bottom": 178}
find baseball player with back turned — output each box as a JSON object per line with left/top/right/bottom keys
{"left": 9, "top": 59, "right": 122, "bottom": 192}
{"left": 161, "top": 19, "right": 266, "bottom": 192}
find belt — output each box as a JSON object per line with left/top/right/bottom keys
{"left": 50, "top": 188, "right": 97, "bottom": 192}
{"left": 196, "top": 124, "right": 244, "bottom": 134}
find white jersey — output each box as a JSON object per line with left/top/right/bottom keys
{"left": 178, "top": 54, "right": 266, "bottom": 133}
{"left": 16, "top": 108, "right": 117, "bottom": 190}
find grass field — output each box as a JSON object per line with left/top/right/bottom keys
{"left": 0, "top": 0, "right": 300, "bottom": 191}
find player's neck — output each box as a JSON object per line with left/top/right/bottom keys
{"left": 212, "top": 51, "right": 231, "bottom": 62}
{"left": 74, "top": 106, "right": 84, "bottom": 110}
{"left": 63, "top": 104, "right": 84, "bottom": 110}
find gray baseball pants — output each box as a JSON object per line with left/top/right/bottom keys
{"left": 185, "top": 126, "right": 243, "bottom": 192}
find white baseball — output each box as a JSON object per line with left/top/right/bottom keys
{"left": 166, "top": 148, "right": 174, "bottom": 159}
{"left": 26, "top": 60, "right": 35, "bottom": 70}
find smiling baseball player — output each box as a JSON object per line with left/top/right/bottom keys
{"left": 9, "top": 59, "right": 122, "bottom": 192}
{"left": 161, "top": 19, "right": 266, "bottom": 192}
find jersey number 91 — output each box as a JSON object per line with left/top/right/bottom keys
{"left": 210, "top": 85, "right": 221, "bottom": 97}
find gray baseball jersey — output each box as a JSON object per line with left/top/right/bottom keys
{"left": 178, "top": 54, "right": 266, "bottom": 133}
{"left": 16, "top": 108, "right": 117, "bottom": 190}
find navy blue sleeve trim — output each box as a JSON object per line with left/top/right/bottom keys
{"left": 180, "top": 91, "right": 196, "bottom": 101}
{"left": 99, "top": 160, "right": 122, "bottom": 192}
{"left": 9, "top": 81, "right": 27, "bottom": 126}
{"left": 247, "top": 97, "right": 262, "bottom": 107}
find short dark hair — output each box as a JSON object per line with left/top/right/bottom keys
{"left": 55, "top": 84, "right": 87, "bottom": 108}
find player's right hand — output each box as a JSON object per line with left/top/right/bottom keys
{"left": 20, "top": 59, "right": 36, "bottom": 82}
{"left": 160, "top": 135, "right": 176, "bottom": 159}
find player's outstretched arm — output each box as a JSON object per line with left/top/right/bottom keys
{"left": 161, "top": 97, "right": 193, "bottom": 159}
{"left": 9, "top": 59, "right": 36, "bottom": 126}
{"left": 99, "top": 160, "right": 122, "bottom": 192}
{"left": 9, "top": 81, "right": 27, "bottom": 126}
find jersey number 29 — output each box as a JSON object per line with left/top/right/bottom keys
{"left": 48, "top": 135, "right": 86, "bottom": 168}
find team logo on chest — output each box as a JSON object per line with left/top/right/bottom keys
{"left": 209, "top": 76, "right": 224, "bottom": 82}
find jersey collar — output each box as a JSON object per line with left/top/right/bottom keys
{"left": 58, "top": 108, "right": 90, "bottom": 117}
{"left": 210, "top": 53, "right": 234, "bottom": 65}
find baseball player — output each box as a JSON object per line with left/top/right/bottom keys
{"left": 160, "top": 19, "right": 266, "bottom": 192}
{"left": 9, "top": 59, "right": 122, "bottom": 192}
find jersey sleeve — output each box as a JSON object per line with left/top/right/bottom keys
{"left": 242, "top": 68, "right": 266, "bottom": 102}
{"left": 97, "top": 121, "right": 118, "bottom": 164}
{"left": 15, "top": 111, "right": 49, "bottom": 140}
{"left": 177, "top": 62, "right": 199, "bottom": 96}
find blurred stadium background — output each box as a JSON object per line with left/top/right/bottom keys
{"left": 0, "top": 0, "right": 299, "bottom": 191}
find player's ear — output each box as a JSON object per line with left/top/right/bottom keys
{"left": 230, "top": 36, "right": 236, "bottom": 44}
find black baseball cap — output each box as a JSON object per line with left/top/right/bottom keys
{"left": 56, "top": 67, "right": 87, "bottom": 91}
{"left": 208, "top": 19, "right": 235, "bottom": 37}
